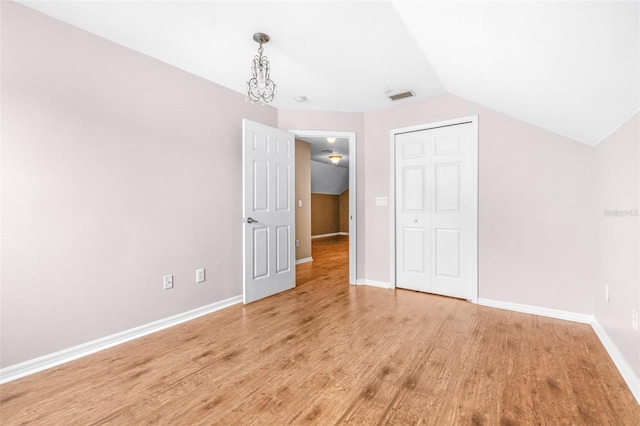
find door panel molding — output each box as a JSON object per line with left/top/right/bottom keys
{"left": 243, "top": 119, "right": 296, "bottom": 304}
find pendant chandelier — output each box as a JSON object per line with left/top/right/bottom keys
{"left": 247, "top": 33, "right": 277, "bottom": 104}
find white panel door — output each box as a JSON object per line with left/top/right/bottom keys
{"left": 395, "top": 131, "right": 430, "bottom": 292}
{"left": 395, "top": 121, "right": 477, "bottom": 301}
{"left": 243, "top": 119, "right": 295, "bottom": 304}
{"left": 429, "top": 123, "right": 475, "bottom": 299}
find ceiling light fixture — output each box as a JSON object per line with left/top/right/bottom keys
{"left": 247, "top": 33, "right": 276, "bottom": 104}
{"left": 329, "top": 155, "right": 342, "bottom": 165}
{"left": 326, "top": 137, "right": 336, "bottom": 143}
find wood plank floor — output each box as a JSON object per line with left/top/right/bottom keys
{"left": 1, "top": 235, "right": 638, "bottom": 425}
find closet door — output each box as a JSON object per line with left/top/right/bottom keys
{"left": 395, "top": 131, "right": 430, "bottom": 292}
{"left": 395, "top": 121, "right": 477, "bottom": 301}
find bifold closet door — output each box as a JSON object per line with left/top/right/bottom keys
{"left": 395, "top": 122, "right": 476, "bottom": 300}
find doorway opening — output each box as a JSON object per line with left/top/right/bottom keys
{"left": 290, "top": 130, "right": 357, "bottom": 285}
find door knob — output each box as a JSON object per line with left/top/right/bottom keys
{"left": 246, "top": 217, "right": 258, "bottom": 224}
{"left": 413, "top": 219, "right": 418, "bottom": 223}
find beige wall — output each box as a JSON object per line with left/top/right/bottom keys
{"left": 295, "top": 140, "right": 312, "bottom": 260}
{"left": 339, "top": 188, "right": 349, "bottom": 233}
{"left": 311, "top": 194, "right": 340, "bottom": 236}
{"left": 311, "top": 190, "right": 349, "bottom": 236}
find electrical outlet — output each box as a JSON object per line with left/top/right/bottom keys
{"left": 632, "top": 310, "right": 638, "bottom": 332}
{"left": 196, "top": 268, "right": 205, "bottom": 283}
{"left": 164, "top": 275, "right": 173, "bottom": 290}
{"left": 604, "top": 283, "right": 609, "bottom": 302}
{"left": 295, "top": 239, "right": 300, "bottom": 247}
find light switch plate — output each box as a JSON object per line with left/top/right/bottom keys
{"left": 196, "top": 268, "right": 205, "bottom": 283}
{"left": 164, "top": 275, "right": 173, "bottom": 290}
{"left": 375, "top": 196, "right": 388, "bottom": 207}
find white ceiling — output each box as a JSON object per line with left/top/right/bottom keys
{"left": 18, "top": 1, "right": 639, "bottom": 146}
{"left": 297, "top": 136, "right": 350, "bottom": 169}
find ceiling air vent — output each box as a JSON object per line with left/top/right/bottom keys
{"left": 387, "top": 90, "right": 415, "bottom": 101}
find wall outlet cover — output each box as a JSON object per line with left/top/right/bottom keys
{"left": 196, "top": 268, "right": 205, "bottom": 283}
{"left": 164, "top": 275, "right": 173, "bottom": 290}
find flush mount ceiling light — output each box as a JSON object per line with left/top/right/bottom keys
{"left": 247, "top": 33, "right": 276, "bottom": 104}
{"left": 329, "top": 155, "right": 342, "bottom": 165}
{"left": 326, "top": 137, "right": 336, "bottom": 143}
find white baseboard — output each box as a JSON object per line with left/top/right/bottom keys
{"left": 355, "top": 279, "right": 393, "bottom": 289}
{"left": 0, "top": 295, "right": 243, "bottom": 384}
{"left": 477, "top": 298, "right": 593, "bottom": 323}
{"left": 478, "top": 297, "right": 640, "bottom": 405}
{"left": 591, "top": 319, "right": 640, "bottom": 403}
{"left": 295, "top": 257, "right": 313, "bottom": 265}
{"left": 311, "top": 232, "right": 348, "bottom": 239}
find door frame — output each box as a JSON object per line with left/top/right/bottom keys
{"left": 389, "top": 115, "right": 479, "bottom": 302}
{"left": 289, "top": 129, "right": 357, "bottom": 285}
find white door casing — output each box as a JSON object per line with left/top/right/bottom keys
{"left": 392, "top": 117, "right": 478, "bottom": 302}
{"left": 288, "top": 130, "right": 357, "bottom": 285}
{"left": 243, "top": 119, "right": 296, "bottom": 304}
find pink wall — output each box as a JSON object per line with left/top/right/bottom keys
{"left": 278, "top": 110, "right": 366, "bottom": 277}
{"left": 279, "top": 96, "right": 595, "bottom": 315}
{"left": 0, "top": 1, "right": 617, "bottom": 371}
{"left": 1, "top": 2, "right": 277, "bottom": 367}
{"left": 364, "top": 95, "right": 595, "bottom": 314}
{"left": 594, "top": 112, "right": 640, "bottom": 376}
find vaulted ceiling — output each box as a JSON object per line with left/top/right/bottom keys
{"left": 17, "top": 1, "right": 639, "bottom": 146}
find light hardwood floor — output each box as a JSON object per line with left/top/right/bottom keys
{"left": 1, "top": 235, "right": 639, "bottom": 424}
